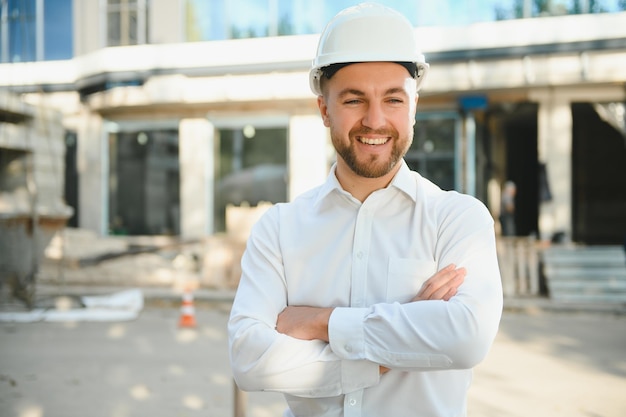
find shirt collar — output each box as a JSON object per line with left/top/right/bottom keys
{"left": 313, "top": 160, "right": 417, "bottom": 208}
{"left": 313, "top": 163, "right": 343, "bottom": 208}
{"left": 390, "top": 160, "right": 418, "bottom": 203}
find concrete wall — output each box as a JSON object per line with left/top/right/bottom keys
{"left": 74, "top": 0, "right": 102, "bottom": 56}
{"left": 76, "top": 110, "right": 106, "bottom": 235}
{"left": 288, "top": 115, "right": 329, "bottom": 200}
{"left": 0, "top": 91, "right": 72, "bottom": 303}
{"left": 0, "top": 91, "right": 70, "bottom": 217}
{"left": 151, "top": 0, "right": 184, "bottom": 44}
{"left": 179, "top": 118, "right": 214, "bottom": 238}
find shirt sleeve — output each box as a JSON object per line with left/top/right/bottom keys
{"left": 328, "top": 197, "right": 503, "bottom": 371}
{"left": 228, "top": 206, "right": 380, "bottom": 397}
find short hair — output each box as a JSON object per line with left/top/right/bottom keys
{"left": 321, "top": 62, "right": 418, "bottom": 80}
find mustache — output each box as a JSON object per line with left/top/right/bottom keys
{"left": 350, "top": 127, "right": 397, "bottom": 137}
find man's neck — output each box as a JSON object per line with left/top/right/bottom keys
{"left": 335, "top": 162, "right": 401, "bottom": 203}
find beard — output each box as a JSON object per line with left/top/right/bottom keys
{"left": 331, "top": 126, "right": 413, "bottom": 178}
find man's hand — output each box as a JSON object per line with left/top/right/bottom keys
{"left": 276, "top": 306, "right": 334, "bottom": 341}
{"left": 411, "top": 264, "right": 466, "bottom": 302}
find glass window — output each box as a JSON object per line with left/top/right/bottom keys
{"left": 108, "top": 129, "right": 180, "bottom": 235}
{"left": 276, "top": 0, "right": 318, "bottom": 35}
{"left": 185, "top": 0, "right": 626, "bottom": 41}
{"left": 185, "top": 0, "right": 220, "bottom": 41}
{"left": 407, "top": 113, "right": 458, "bottom": 191}
{"left": 44, "top": 0, "right": 73, "bottom": 60}
{"left": 1, "top": 0, "right": 36, "bottom": 63}
{"left": 106, "top": 0, "right": 147, "bottom": 47}
{"left": 0, "top": 0, "right": 72, "bottom": 62}
{"left": 493, "top": 0, "right": 626, "bottom": 19}
{"left": 214, "top": 125, "right": 288, "bottom": 232}
{"left": 228, "top": 0, "right": 271, "bottom": 38}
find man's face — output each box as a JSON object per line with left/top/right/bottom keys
{"left": 318, "top": 62, "right": 418, "bottom": 179}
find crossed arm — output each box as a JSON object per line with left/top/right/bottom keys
{"left": 275, "top": 264, "right": 466, "bottom": 375}
{"left": 276, "top": 263, "right": 466, "bottom": 343}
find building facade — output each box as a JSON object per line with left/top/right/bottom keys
{"left": 0, "top": 89, "right": 72, "bottom": 303}
{"left": 0, "top": 0, "right": 625, "bottom": 245}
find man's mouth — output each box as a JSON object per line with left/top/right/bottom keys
{"left": 358, "top": 137, "right": 389, "bottom": 145}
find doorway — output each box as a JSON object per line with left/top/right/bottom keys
{"left": 487, "top": 102, "right": 539, "bottom": 237}
{"left": 572, "top": 102, "right": 626, "bottom": 245}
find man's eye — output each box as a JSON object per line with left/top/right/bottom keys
{"left": 344, "top": 99, "right": 361, "bottom": 104}
{"left": 388, "top": 98, "right": 403, "bottom": 104}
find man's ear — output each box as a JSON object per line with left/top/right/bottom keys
{"left": 317, "top": 95, "right": 331, "bottom": 127}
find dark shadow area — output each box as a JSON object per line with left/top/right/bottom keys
{"left": 572, "top": 103, "right": 626, "bottom": 245}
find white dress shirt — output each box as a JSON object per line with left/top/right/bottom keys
{"left": 229, "top": 161, "right": 503, "bottom": 417}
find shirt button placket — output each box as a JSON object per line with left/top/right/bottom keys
{"left": 344, "top": 391, "right": 363, "bottom": 417}
{"left": 352, "top": 205, "right": 373, "bottom": 309}
{"left": 346, "top": 204, "right": 372, "bottom": 417}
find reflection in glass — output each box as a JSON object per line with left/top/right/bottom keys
{"left": 106, "top": 0, "right": 147, "bottom": 47}
{"left": 108, "top": 130, "right": 180, "bottom": 235}
{"left": 184, "top": 0, "right": 626, "bottom": 41}
{"left": 214, "top": 126, "right": 288, "bottom": 232}
{"left": 407, "top": 114, "right": 458, "bottom": 191}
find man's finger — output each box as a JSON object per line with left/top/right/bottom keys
{"left": 428, "top": 273, "right": 463, "bottom": 300}
{"left": 413, "top": 265, "right": 466, "bottom": 301}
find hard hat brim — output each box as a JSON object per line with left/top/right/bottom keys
{"left": 309, "top": 61, "right": 429, "bottom": 96}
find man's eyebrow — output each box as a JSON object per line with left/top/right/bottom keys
{"left": 337, "top": 88, "right": 365, "bottom": 98}
{"left": 337, "top": 87, "right": 409, "bottom": 98}
{"left": 385, "top": 87, "right": 410, "bottom": 97}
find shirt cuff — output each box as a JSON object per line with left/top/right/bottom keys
{"left": 328, "top": 306, "right": 369, "bottom": 360}
{"left": 329, "top": 307, "right": 379, "bottom": 392}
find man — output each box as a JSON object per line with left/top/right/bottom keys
{"left": 500, "top": 181, "right": 517, "bottom": 236}
{"left": 228, "top": 3, "right": 503, "bottom": 416}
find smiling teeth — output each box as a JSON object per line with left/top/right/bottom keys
{"left": 359, "top": 137, "right": 388, "bottom": 145}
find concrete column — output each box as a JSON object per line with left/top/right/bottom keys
{"left": 149, "top": 0, "right": 184, "bottom": 43}
{"left": 534, "top": 91, "right": 572, "bottom": 242}
{"left": 288, "top": 115, "right": 329, "bottom": 201}
{"left": 464, "top": 113, "right": 476, "bottom": 197}
{"left": 179, "top": 118, "right": 214, "bottom": 238}
{"left": 77, "top": 111, "right": 107, "bottom": 235}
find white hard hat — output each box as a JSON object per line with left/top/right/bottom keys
{"left": 309, "top": 2, "right": 429, "bottom": 96}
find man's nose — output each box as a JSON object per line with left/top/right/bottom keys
{"left": 362, "top": 102, "right": 386, "bottom": 129}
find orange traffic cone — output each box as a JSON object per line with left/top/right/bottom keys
{"left": 178, "top": 288, "right": 197, "bottom": 328}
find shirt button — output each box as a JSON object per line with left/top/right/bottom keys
{"left": 345, "top": 344, "right": 352, "bottom": 352}
{"left": 350, "top": 399, "right": 357, "bottom": 406}
{"left": 357, "top": 252, "right": 363, "bottom": 259}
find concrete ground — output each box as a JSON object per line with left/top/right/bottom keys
{"left": 2, "top": 230, "right": 625, "bottom": 416}
{"left": 1, "top": 296, "right": 625, "bottom": 417}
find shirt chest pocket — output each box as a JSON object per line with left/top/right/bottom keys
{"left": 386, "top": 258, "right": 438, "bottom": 303}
